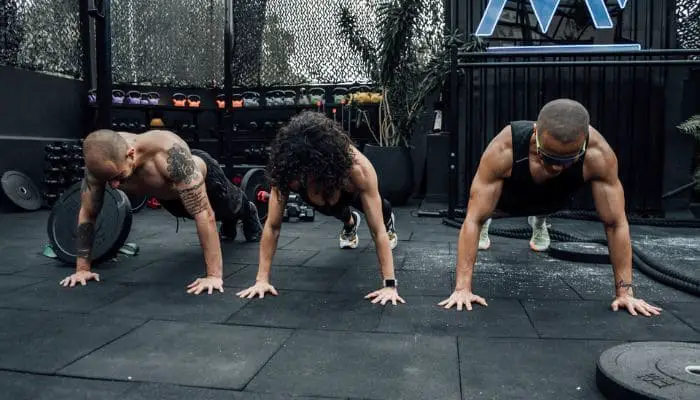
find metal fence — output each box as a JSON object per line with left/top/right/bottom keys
{"left": 446, "top": 0, "right": 700, "bottom": 215}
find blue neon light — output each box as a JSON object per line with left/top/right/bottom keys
{"left": 485, "top": 43, "right": 642, "bottom": 54}
{"left": 475, "top": 0, "right": 631, "bottom": 37}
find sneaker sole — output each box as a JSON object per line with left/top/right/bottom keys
{"left": 529, "top": 241, "right": 550, "bottom": 252}
{"left": 340, "top": 240, "right": 358, "bottom": 249}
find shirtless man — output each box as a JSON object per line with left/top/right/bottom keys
{"left": 439, "top": 99, "right": 662, "bottom": 317}
{"left": 235, "top": 111, "right": 404, "bottom": 306}
{"left": 59, "top": 129, "right": 263, "bottom": 294}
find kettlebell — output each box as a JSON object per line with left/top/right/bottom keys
{"left": 332, "top": 87, "right": 348, "bottom": 105}
{"left": 308, "top": 87, "right": 325, "bottom": 105}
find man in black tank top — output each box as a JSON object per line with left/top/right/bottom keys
{"left": 479, "top": 119, "right": 588, "bottom": 252}
{"left": 236, "top": 111, "right": 405, "bottom": 307}
{"left": 440, "top": 99, "right": 661, "bottom": 318}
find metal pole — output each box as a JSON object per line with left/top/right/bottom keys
{"left": 447, "top": 0, "right": 458, "bottom": 219}
{"left": 224, "top": 0, "right": 233, "bottom": 113}
{"left": 78, "top": 0, "right": 93, "bottom": 136}
{"left": 458, "top": 48, "right": 700, "bottom": 58}
{"left": 95, "top": 0, "right": 112, "bottom": 129}
{"left": 458, "top": 59, "right": 700, "bottom": 68}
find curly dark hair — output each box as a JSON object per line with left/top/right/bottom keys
{"left": 267, "top": 111, "right": 355, "bottom": 201}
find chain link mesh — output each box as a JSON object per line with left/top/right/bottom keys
{"left": 111, "top": 0, "right": 224, "bottom": 88}
{"left": 1, "top": 0, "right": 443, "bottom": 87}
{"left": 247, "top": 0, "right": 445, "bottom": 87}
{"left": 0, "top": 0, "right": 82, "bottom": 78}
{"left": 110, "top": 0, "right": 443, "bottom": 88}
{"left": 676, "top": 0, "right": 700, "bottom": 50}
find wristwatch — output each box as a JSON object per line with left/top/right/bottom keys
{"left": 383, "top": 279, "right": 397, "bottom": 288}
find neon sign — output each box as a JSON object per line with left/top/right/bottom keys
{"left": 475, "top": 0, "right": 640, "bottom": 53}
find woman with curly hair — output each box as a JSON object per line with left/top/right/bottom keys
{"left": 236, "top": 111, "right": 404, "bottom": 306}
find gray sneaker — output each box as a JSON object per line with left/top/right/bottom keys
{"left": 339, "top": 211, "right": 361, "bottom": 249}
{"left": 385, "top": 212, "right": 398, "bottom": 250}
{"left": 528, "top": 216, "right": 551, "bottom": 251}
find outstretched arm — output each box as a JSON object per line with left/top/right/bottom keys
{"left": 163, "top": 144, "right": 223, "bottom": 285}
{"left": 356, "top": 164, "right": 404, "bottom": 306}
{"left": 440, "top": 135, "right": 509, "bottom": 310}
{"left": 589, "top": 146, "right": 661, "bottom": 316}
{"left": 76, "top": 171, "right": 106, "bottom": 269}
{"left": 60, "top": 170, "right": 106, "bottom": 287}
{"left": 236, "top": 186, "right": 286, "bottom": 299}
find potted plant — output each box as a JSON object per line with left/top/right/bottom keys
{"left": 338, "top": 0, "right": 486, "bottom": 206}
{"left": 678, "top": 115, "right": 700, "bottom": 203}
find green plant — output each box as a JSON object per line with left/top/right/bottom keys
{"left": 338, "top": 0, "right": 487, "bottom": 147}
{"left": 678, "top": 115, "right": 700, "bottom": 196}
{"left": 678, "top": 115, "right": 700, "bottom": 140}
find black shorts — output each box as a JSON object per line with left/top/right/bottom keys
{"left": 159, "top": 149, "right": 244, "bottom": 222}
{"left": 309, "top": 192, "right": 393, "bottom": 226}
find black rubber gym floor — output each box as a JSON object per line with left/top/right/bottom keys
{"left": 0, "top": 203, "right": 698, "bottom": 399}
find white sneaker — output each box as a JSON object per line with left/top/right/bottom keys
{"left": 339, "top": 211, "right": 361, "bottom": 249}
{"left": 528, "top": 216, "right": 551, "bottom": 251}
{"left": 386, "top": 212, "right": 398, "bottom": 250}
{"left": 478, "top": 218, "right": 492, "bottom": 250}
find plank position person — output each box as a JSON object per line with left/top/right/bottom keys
{"left": 235, "top": 111, "right": 404, "bottom": 305}
{"left": 440, "top": 98, "right": 662, "bottom": 317}
{"left": 59, "top": 129, "right": 264, "bottom": 294}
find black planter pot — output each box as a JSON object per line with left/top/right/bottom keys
{"left": 363, "top": 144, "right": 414, "bottom": 206}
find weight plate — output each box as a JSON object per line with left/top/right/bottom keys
{"left": 47, "top": 182, "right": 132, "bottom": 265}
{"left": 127, "top": 193, "right": 148, "bottom": 214}
{"left": 240, "top": 167, "right": 269, "bottom": 222}
{"left": 0, "top": 170, "right": 42, "bottom": 211}
{"left": 548, "top": 241, "right": 610, "bottom": 264}
{"left": 596, "top": 341, "right": 700, "bottom": 400}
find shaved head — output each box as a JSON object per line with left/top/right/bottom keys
{"left": 83, "top": 129, "right": 130, "bottom": 179}
{"left": 536, "top": 99, "right": 590, "bottom": 144}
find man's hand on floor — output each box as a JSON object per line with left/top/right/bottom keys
{"left": 438, "top": 289, "right": 488, "bottom": 311}
{"left": 236, "top": 281, "right": 279, "bottom": 299}
{"left": 187, "top": 276, "right": 224, "bottom": 295}
{"left": 611, "top": 295, "right": 662, "bottom": 317}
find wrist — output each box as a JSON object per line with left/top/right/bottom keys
{"left": 455, "top": 276, "right": 472, "bottom": 292}
{"left": 382, "top": 278, "right": 397, "bottom": 289}
{"left": 614, "top": 279, "right": 633, "bottom": 297}
{"left": 76, "top": 261, "right": 91, "bottom": 272}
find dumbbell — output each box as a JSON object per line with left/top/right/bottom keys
{"left": 43, "top": 177, "right": 66, "bottom": 187}
{"left": 45, "top": 153, "right": 64, "bottom": 164}
{"left": 45, "top": 143, "right": 64, "bottom": 154}
{"left": 43, "top": 192, "right": 60, "bottom": 204}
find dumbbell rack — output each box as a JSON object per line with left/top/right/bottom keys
{"left": 43, "top": 141, "right": 85, "bottom": 207}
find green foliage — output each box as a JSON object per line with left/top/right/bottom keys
{"left": 338, "top": 0, "right": 487, "bottom": 147}
{"left": 678, "top": 115, "right": 700, "bottom": 141}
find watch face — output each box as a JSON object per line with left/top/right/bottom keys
{"left": 384, "top": 279, "right": 396, "bottom": 287}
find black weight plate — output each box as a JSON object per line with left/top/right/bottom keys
{"left": 127, "top": 193, "right": 148, "bottom": 213}
{"left": 240, "top": 167, "right": 269, "bottom": 222}
{"left": 596, "top": 341, "right": 700, "bottom": 400}
{"left": 548, "top": 241, "right": 610, "bottom": 264}
{"left": 0, "top": 170, "right": 42, "bottom": 211}
{"left": 47, "top": 182, "right": 132, "bottom": 265}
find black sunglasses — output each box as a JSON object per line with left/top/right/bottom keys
{"left": 535, "top": 132, "right": 587, "bottom": 167}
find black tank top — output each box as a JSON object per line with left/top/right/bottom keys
{"left": 295, "top": 183, "right": 357, "bottom": 216}
{"left": 495, "top": 120, "right": 587, "bottom": 216}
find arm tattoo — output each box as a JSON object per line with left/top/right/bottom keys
{"left": 166, "top": 145, "right": 197, "bottom": 184}
{"left": 76, "top": 222, "right": 95, "bottom": 259}
{"left": 178, "top": 180, "right": 208, "bottom": 216}
{"left": 615, "top": 279, "right": 633, "bottom": 293}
